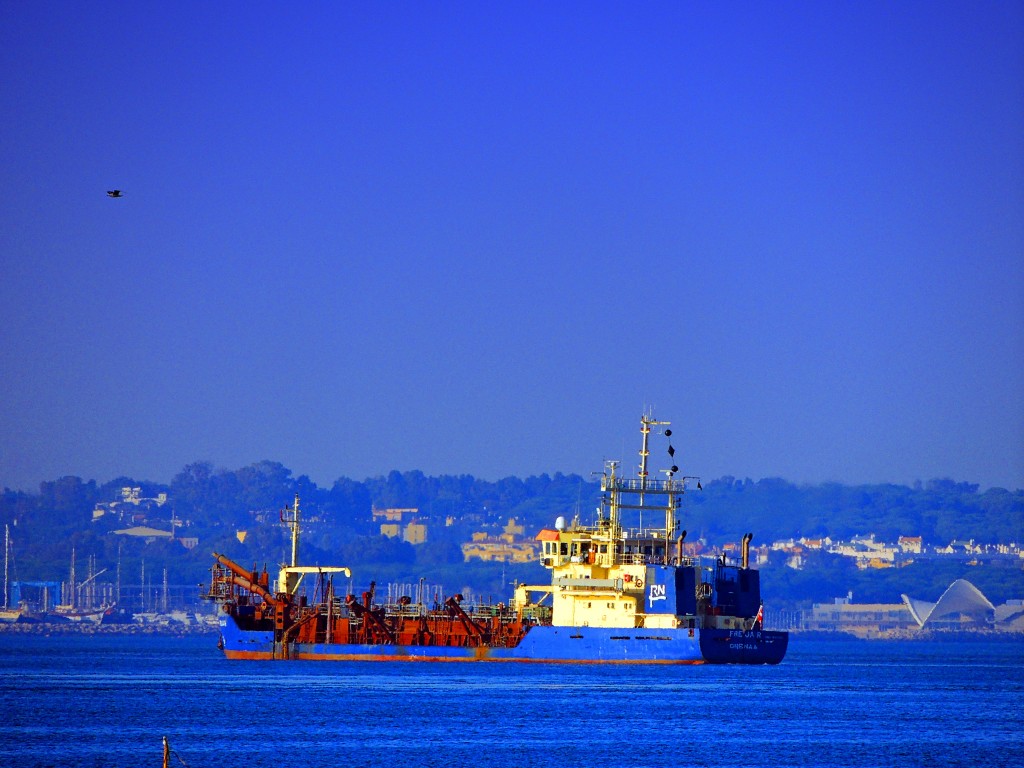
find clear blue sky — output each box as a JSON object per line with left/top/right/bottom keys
{"left": 2, "top": 3, "right": 1022, "bottom": 492}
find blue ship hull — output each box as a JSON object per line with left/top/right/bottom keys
{"left": 698, "top": 628, "right": 789, "bottom": 664}
{"left": 219, "top": 615, "right": 786, "bottom": 664}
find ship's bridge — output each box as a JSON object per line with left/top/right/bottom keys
{"left": 535, "top": 525, "right": 682, "bottom": 569}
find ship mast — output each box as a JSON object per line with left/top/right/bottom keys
{"left": 601, "top": 415, "right": 679, "bottom": 547}
{"left": 603, "top": 460, "right": 621, "bottom": 537}
{"left": 605, "top": 413, "right": 684, "bottom": 564}
{"left": 638, "top": 413, "right": 670, "bottom": 507}
{"left": 279, "top": 494, "right": 302, "bottom": 595}
{"left": 283, "top": 494, "right": 301, "bottom": 568}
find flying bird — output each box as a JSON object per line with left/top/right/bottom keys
{"left": 106, "top": 190, "right": 123, "bottom": 198}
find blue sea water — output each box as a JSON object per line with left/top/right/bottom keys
{"left": 1, "top": 633, "right": 1021, "bottom": 768}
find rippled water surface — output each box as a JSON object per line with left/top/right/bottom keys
{"left": 2, "top": 634, "right": 1021, "bottom": 767}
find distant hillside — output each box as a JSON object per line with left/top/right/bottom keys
{"left": 685, "top": 476, "right": 1023, "bottom": 544}
{"left": 1, "top": 462, "right": 1021, "bottom": 600}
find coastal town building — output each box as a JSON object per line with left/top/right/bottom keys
{"left": 898, "top": 536, "right": 923, "bottom": 554}
{"left": 111, "top": 525, "right": 174, "bottom": 544}
{"left": 798, "top": 581, "right": 1021, "bottom": 637}
{"left": 803, "top": 595, "right": 917, "bottom": 636}
{"left": 902, "top": 579, "right": 995, "bottom": 629}
{"left": 461, "top": 518, "right": 538, "bottom": 563}
{"left": 92, "top": 487, "right": 168, "bottom": 524}
{"left": 768, "top": 533, "right": 1023, "bottom": 570}
{"left": 402, "top": 521, "right": 427, "bottom": 545}
{"left": 830, "top": 534, "right": 899, "bottom": 568}
{"left": 373, "top": 507, "right": 419, "bottom": 523}
{"left": 375, "top": 507, "right": 428, "bottom": 544}
{"left": 90, "top": 488, "right": 195, "bottom": 548}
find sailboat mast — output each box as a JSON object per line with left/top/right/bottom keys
{"left": 3, "top": 525, "right": 9, "bottom": 610}
{"left": 69, "top": 547, "right": 77, "bottom": 609}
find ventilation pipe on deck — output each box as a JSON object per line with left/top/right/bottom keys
{"left": 676, "top": 531, "right": 687, "bottom": 562}
{"left": 212, "top": 553, "right": 281, "bottom": 607}
{"left": 741, "top": 533, "right": 753, "bottom": 569}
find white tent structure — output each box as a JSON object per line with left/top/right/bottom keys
{"left": 901, "top": 579, "right": 995, "bottom": 628}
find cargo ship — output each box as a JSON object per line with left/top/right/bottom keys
{"left": 205, "top": 415, "right": 788, "bottom": 663}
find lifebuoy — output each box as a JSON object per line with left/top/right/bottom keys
{"left": 635, "top": 578, "right": 644, "bottom": 588}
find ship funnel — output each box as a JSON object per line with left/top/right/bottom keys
{"left": 741, "top": 532, "right": 753, "bottom": 569}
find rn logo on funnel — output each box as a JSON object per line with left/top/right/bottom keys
{"left": 648, "top": 583, "right": 666, "bottom": 607}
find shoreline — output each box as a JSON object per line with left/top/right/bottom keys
{"left": 789, "top": 628, "right": 1024, "bottom": 642}
{"left": 0, "top": 620, "right": 218, "bottom": 636}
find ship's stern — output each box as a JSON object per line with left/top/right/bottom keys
{"left": 698, "top": 628, "right": 788, "bottom": 664}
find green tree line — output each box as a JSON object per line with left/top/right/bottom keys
{"left": 1, "top": 462, "right": 1021, "bottom": 605}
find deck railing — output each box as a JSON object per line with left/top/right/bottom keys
{"left": 609, "top": 477, "right": 687, "bottom": 494}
